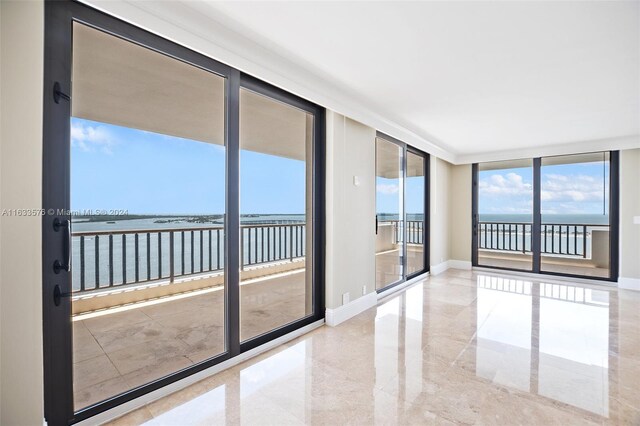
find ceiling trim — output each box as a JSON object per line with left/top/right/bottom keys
{"left": 456, "top": 135, "right": 640, "bottom": 165}
{"left": 82, "top": 0, "right": 456, "bottom": 162}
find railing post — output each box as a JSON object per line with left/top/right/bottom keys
{"left": 190, "top": 230, "right": 194, "bottom": 274}
{"left": 181, "top": 231, "right": 185, "bottom": 275}
{"left": 80, "top": 236, "right": 85, "bottom": 291}
{"left": 261, "top": 227, "right": 265, "bottom": 263}
{"left": 289, "top": 226, "right": 294, "bottom": 261}
{"left": 135, "top": 233, "right": 139, "bottom": 282}
{"left": 146, "top": 232, "right": 151, "bottom": 281}
{"left": 158, "top": 232, "right": 162, "bottom": 278}
{"left": 240, "top": 228, "right": 244, "bottom": 270}
{"left": 169, "top": 231, "right": 175, "bottom": 283}
{"left": 583, "top": 225, "right": 587, "bottom": 258}
{"left": 95, "top": 235, "right": 100, "bottom": 288}
{"left": 122, "top": 234, "right": 126, "bottom": 285}
{"left": 108, "top": 234, "right": 114, "bottom": 287}
{"left": 217, "top": 229, "right": 221, "bottom": 270}
{"left": 208, "top": 229, "right": 212, "bottom": 271}
{"left": 267, "top": 227, "right": 270, "bottom": 262}
{"left": 247, "top": 227, "right": 252, "bottom": 265}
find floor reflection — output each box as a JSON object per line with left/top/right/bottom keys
{"left": 109, "top": 270, "right": 640, "bottom": 425}
{"left": 475, "top": 276, "right": 611, "bottom": 416}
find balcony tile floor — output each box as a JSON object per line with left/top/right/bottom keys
{"left": 107, "top": 269, "right": 639, "bottom": 425}
{"left": 73, "top": 270, "right": 308, "bottom": 409}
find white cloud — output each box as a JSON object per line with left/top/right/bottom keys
{"left": 480, "top": 171, "right": 605, "bottom": 204}
{"left": 479, "top": 172, "right": 532, "bottom": 197}
{"left": 540, "top": 173, "right": 605, "bottom": 203}
{"left": 71, "top": 121, "right": 116, "bottom": 154}
{"left": 377, "top": 183, "right": 399, "bottom": 195}
{"left": 480, "top": 170, "right": 607, "bottom": 215}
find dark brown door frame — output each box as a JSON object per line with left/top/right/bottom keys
{"left": 43, "top": 1, "right": 325, "bottom": 424}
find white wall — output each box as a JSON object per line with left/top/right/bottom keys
{"left": 619, "top": 149, "right": 640, "bottom": 283}
{"left": 449, "top": 164, "right": 472, "bottom": 263}
{"left": 0, "top": 1, "right": 45, "bottom": 424}
{"left": 429, "top": 157, "right": 451, "bottom": 269}
{"left": 325, "top": 111, "right": 376, "bottom": 309}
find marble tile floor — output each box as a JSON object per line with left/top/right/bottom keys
{"left": 73, "top": 270, "right": 310, "bottom": 410}
{"left": 106, "top": 269, "right": 640, "bottom": 425}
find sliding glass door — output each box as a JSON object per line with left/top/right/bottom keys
{"left": 475, "top": 159, "right": 534, "bottom": 272}
{"left": 472, "top": 152, "right": 619, "bottom": 281}
{"left": 42, "top": 3, "right": 324, "bottom": 424}
{"left": 69, "top": 22, "right": 228, "bottom": 411}
{"left": 239, "top": 84, "right": 315, "bottom": 342}
{"left": 540, "top": 153, "right": 612, "bottom": 278}
{"left": 375, "top": 134, "right": 429, "bottom": 291}
{"left": 375, "top": 136, "right": 405, "bottom": 289}
{"left": 405, "top": 149, "right": 428, "bottom": 277}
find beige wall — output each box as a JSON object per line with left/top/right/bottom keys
{"left": 0, "top": 1, "right": 45, "bottom": 425}
{"left": 325, "top": 111, "right": 376, "bottom": 309}
{"left": 449, "top": 164, "right": 472, "bottom": 262}
{"left": 429, "top": 157, "right": 451, "bottom": 266}
{"left": 619, "top": 149, "right": 640, "bottom": 280}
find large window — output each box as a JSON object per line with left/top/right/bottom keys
{"left": 42, "top": 3, "right": 324, "bottom": 424}
{"left": 472, "top": 152, "right": 619, "bottom": 281}
{"left": 375, "top": 134, "right": 429, "bottom": 291}
{"left": 476, "top": 159, "right": 534, "bottom": 272}
{"left": 69, "top": 22, "right": 228, "bottom": 411}
{"left": 239, "top": 86, "right": 315, "bottom": 341}
{"left": 540, "top": 153, "right": 611, "bottom": 278}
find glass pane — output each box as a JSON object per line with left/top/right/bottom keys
{"left": 239, "top": 88, "right": 314, "bottom": 342}
{"left": 406, "top": 151, "right": 426, "bottom": 275}
{"left": 477, "top": 160, "right": 533, "bottom": 271}
{"left": 375, "top": 137, "right": 405, "bottom": 289}
{"left": 70, "top": 23, "right": 226, "bottom": 410}
{"left": 540, "top": 153, "right": 610, "bottom": 278}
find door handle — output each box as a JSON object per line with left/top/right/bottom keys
{"left": 53, "top": 284, "right": 72, "bottom": 306}
{"left": 375, "top": 215, "right": 378, "bottom": 234}
{"left": 53, "top": 218, "right": 71, "bottom": 273}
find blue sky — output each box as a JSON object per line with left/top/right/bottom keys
{"left": 376, "top": 176, "right": 425, "bottom": 215}
{"left": 479, "top": 161, "right": 609, "bottom": 216}
{"left": 71, "top": 117, "right": 607, "bottom": 218}
{"left": 71, "top": 118, "right": 305, "bottom": 215}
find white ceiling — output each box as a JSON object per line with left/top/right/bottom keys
{"left": 87, "top": 0, "right": 640, "bottom": 163}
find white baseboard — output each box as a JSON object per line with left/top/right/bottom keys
{"left": 430, "top": 259, "right": 472, "bottom": 275}
{"left": 619, "top": 277, "right": 640, "bottom": 291}
{"left": 431, "top": 261, "right": 449, "bottom": 275}
{"left": 325, "top": 291, "right": 377, "bottom": 327}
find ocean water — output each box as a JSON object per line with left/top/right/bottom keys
{"left": 479, "top": 213, "right": 609, "bottom": 225}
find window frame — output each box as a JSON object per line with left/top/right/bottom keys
{"left": 42, "top": 1, "right": 325, "bottom": 424}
